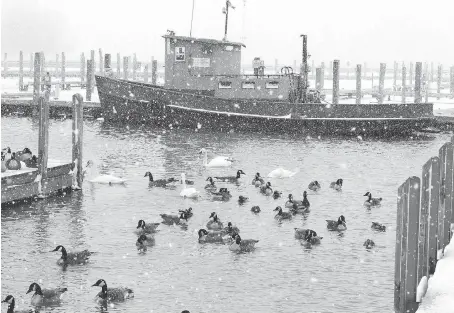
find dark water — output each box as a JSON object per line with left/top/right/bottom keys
{"left": 1, "top": 116, "right": 452, "bottom": 313}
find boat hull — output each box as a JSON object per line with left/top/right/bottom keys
{"left": 95, "top": 76, "right": 434, "bottom": 136}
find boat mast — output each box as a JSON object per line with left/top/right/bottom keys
{"left": 190, "top": 0, "right": 196, "bottom": 37}
{"left": 223, "top": 0, "right": 235, "bottom": 41}
{"left": 300, "top": 34, "right": 308, "bottom": 103}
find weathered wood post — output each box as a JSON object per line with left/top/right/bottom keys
{"left": 33, "top": 52, "right": 42, "bottom": 106}
{"left": 439, "top": 142, "right": 453, "bottom": 250}
{"left": 450, "top": 66, "right": 454, "bottom": 96}
{"left": 37, "top": 89, "right": 50, "bottom": 197}
{"left": 378, "top": 63, "right": 386, "bottom": 104}
{"left": 123, "top": 56, "right": 129, "bottom": 80}
{"left": 393, "top": 61, "right": 398, "bottom": 88}
{"left": 116, "top": 53, "right": 121, "bottom": 77}
{"left": 72, "top": 93, "right": 84, "bottom": 189}
{"left": 61, "top": 52, "right": 66, "bottom": 89}
{"left": 3, "top": 53, "right": 8, "bottom": 77}
{"left": 410, "top": 62, "right": 414, "bottom": 88}
{"left": 315, "top": 68, "right": 322, "bottom": 92}
{"left": 86, "top": 60, "right": 93, "bottom": 101}
{"left": 55, "top": 53, "right": 60, "bottom": 78}
{"left": 402, "top": 65, "right": 407, "bottom": 104}
{"left": 415, "top": 62, "right": 422, "bottom": 104}
{"left": 144, "top": 64, "right": 149, "bottom": 83}
{"left": 320, "top": 62, "right": 325, "bottom": 89}
{"left": 394, "top": 176, "right": 421, "bottom": 313}
{"left": 104, "top": 53, "right": 111, "bottom": 72}
{"left": 332, "top": 60, "right": 340, "bottom": 105}
{"left": 29, "top": 53, "right": 33, "bottom": 75}
{"left": 90, "top": 50, "right": 95, "bottom": 89}
{"left": 132, "top": 53, "right": 137, "bottom": 81}
{"left": 437, "top": 65, "right": 442, "bottom": 100}
{"left": 19, "top": 51, "right": 24, "bottom": 91}
{"left": 40, "top": 52, "right": 45, "bottom": 74}
{"left": 152, "top": 60, "right": 157, "bottom": 85}
{"left": 80, "top": 53, "right": 85, "bottom": 84}
{"left": 356, "top": 64, "right": 361, "bottom": 104}
{"left": 99, "top": 48, "right": 104, "bottom": 75}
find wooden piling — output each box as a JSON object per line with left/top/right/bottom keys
{"left": 450, "top": 66, "right": 454, "bottom": 96}
{"left": 90, "top": 50, "right": 95, "bottom": 89}
{"left": 123, "top": 56, "right": 129, "bottom": 80}
{"left": 402, "top": 65, "right": 407, "bottom": 104}
{"left": 86, "top": 60, "right": 93, "bottom": 101}
{"left": 72, "top": 94, "right": 84, "bottom": 188}
{"left": 117, "top": 53, "right": 121, "bottom": 77}
{"left": 99, "top": 48, "right": 104, "bottom": 75}
{"left": 410, "top": 62, "right": 414, "bottom": 87}
{"left": 356, "top": 64, "right": 361, "bottom": 104}
{"left": 378, "top": 63, "right": 386, "bottom": 104}
{"left": 37, "top": 90, "right": 50, "bottom": 195}
{"left": 40, "top": 52, "right": 45, "bottom": 74}
{"left": 132, "top": 53, "right": 137, "bottom": 81}
{"left": 61, "top": 52, "right": 66, "bottom": 89}
{"left": 439, "top": 143, "right": 453, "bottom": 250}
{"left": 19, "top": 51, "right": 24, "bottom": 91}
{"left": 437, "top": 65, "right": 442, "bottom": 100}
{"left": 315, "top": 68, "right": 322, "bottom": 92}
{"left": 80, "top": 53, "right": 85, "bottom": 83}
{"left": 104, "top": 53, "right": 111, "bottom": 70}
{"left": 55, "top": 53, "right": 59, "bottom": 78}
{"left": 415, "top": 62, "right": 422, "bottom": 104}
{"left": 144, "top": 64, "right": 149, "bottom": 83}
{"left": 332, "top": 60, "right": 339, "bottom": 105}
{"left": 152, "top": 60, "right": 157, "bottom": 85}
{"left": 393, "top": 61, "right": 398, "bottom": 87}
{"left": 33, "top": 52, "right": 41, "bottom": 106}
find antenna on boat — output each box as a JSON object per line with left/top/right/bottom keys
{"left": 300, "top": 34, "right": 308, "bottom": 103}
{"left": 223, "top": 0, "right": 236, "bottom": 41}
{"left": 190, "top": 0, "right": 196, "bottom": 37}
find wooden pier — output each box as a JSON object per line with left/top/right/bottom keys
{"left": 394, "top": 136, "right": 454, "bottom": 313}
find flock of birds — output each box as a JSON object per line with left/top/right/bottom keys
{"left": 1, "top": 147, "right": 386, "bottom": 312}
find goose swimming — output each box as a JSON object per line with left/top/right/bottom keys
{"left": 364, "top": 192, "right": 382, "bottom": 206}
{"left": 214, "top": 170, "right": 246, "bottom": 183}
{"left": 135, "top": 220, "right": 160, "bottom": 234}
{"left": 2, "top": 295, "right": 35, "bottom": 313}
{"left": 50, "top": 245, "right": 94, "bottom": 266}
{"left": 26, "top": 283, "right": 67, "bottom": 306}
{"left": 92, "top": 279, "right": 134, "bottom": 304}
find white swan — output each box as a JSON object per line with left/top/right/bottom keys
{"left": 267, "top": 167, "right": 299, "bottom": 178}
{"left": 199, "top": 148, "right": 233, "bottom": 167}
{"left": 84, "top": 160, "right": 127, "bottom": 184}
{"left": 180, "top": 173, "right": 199, "bottom": 198}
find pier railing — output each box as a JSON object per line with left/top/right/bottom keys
{"left": 394, "top": 136, "right": 454, "bottom": 313}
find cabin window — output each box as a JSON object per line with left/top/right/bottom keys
{"left": 242, "top": 81, "right": 255, "bottom": 89}
{"left": 175, "top": 47, "right": 185, "bottom": 61}
{"left": 266, "top": 81, "right": 279, "bottom": 89}
{"left": 218, "top": 81, "right": 232, "bottom": 89}
{"left": 224, "top": 45, "right": 234, "bottom": 51}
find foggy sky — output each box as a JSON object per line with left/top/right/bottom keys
{"left": 1, "top": 0, "right": 453, "bottom": 66}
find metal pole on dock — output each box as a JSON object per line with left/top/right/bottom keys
{"left": 415, "top": 62, "right": 422, "bottom": 104}
{"left": 61, "top": 52, "right": 66, "bottom": 89}
{"left": 55, "top": 53, "right": 59, "bottom": 78}
{"left": 133, "top": 53, "right": 137, "bottom": 81}
{"left": 123, "top": 56, "right": 129, "bottom": 80}
{"left": 332, "top": 59, "right": 339, "bottom": 105}
{"left": 300, "top": 34, "right": 308, "bottom": 103}
{"left": 117, "top": 53, "right": 121, "bottom": 77}
{"left": 86, "top": 60, "right": 93, "bottom": 101}
{"left": 72, "top": 94, "right": 84, "bottom": 189}
{"left": 356, "top": 64, "right": 361, "bottom": 104}
{"left": 437, "top": 65, "right": 442, "bottom": 100}
{"left": 402, "top": 65, "right": 406, "bottom": 104}
{"left": 152, "top": 60, "right": 157, "bottom": 85}
{"left": 144, "top": 64, "right": 149, "bottom": 83}
{"left": 37, "top": 90, "right": 50, "bottom": 196}
{"left": 19, "top": 51, "right": 24, "bottom": 91}
{"left": 33, "top": 52, "right": 41, "bottom": 106}
{"left": 99, "top": 48, "right": 104, "bottom": 75}
{"left": 378, "top": 63, "right": 386, "bottom": 104}
{"left": 80, "top": 53, "right": 85, "bottom": 84}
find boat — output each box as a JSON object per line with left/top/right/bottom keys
{"left": 95, "top": 3, "right": 434, "bottom": 136}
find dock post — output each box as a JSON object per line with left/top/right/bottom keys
{"left": 55, "top": 53, "right": 59, "bottom": 78}
{"left": 332, "top": 60, "right": 339, "bottom": 105}
{"left": 37, "top": 90, "right": 50, "bottom": 197}
{"left": 415, "top": 62, "right": 422, "bottom": 104}
{"left": 437, "top": 65, "right": 442, "bottom": 100}
{"left": 152, "top": 60, "right": 157, "bottom": 85}
{"left": 450, "top": 66, "right": 454, "bottom": 96}
{"left": 33, "top": 52, "right": 42, "bottom": 106}
{"left": 90, "top": 50, "right": 95, "bottom": 89}
{"left": 40, "top": 52, "right": 45, "bottom": 74}
{"left": 86, "top": 60, "right": 93, "bottom": 101}
{"left": 80, "top": 53, "right": 85, "bottom": 84}
{"left": 410, "top": 62, "right": 414, "bottom": 87}
{"left": 123, "top": 56, "right": 129, "bottom": 80}
{"left": 19, "top": 51, "right": 24, "bottom": 91}
{"left": 315, "top": 68, "right": 322, "bottom": 92}
{"left": 393, "top": 61, "right": 398, "bottom": 88}
{"left": 356, "top": 64, "right": 361, "bottom": 104}
{"left": 99, "top": 48, "right": 104, "bottom": 75}
{"left": 132, "top": 53, "right": 137, "bottom": 81}
{"left": 378, "top": 63, "right": 386, "bottom": 104}
{"left": 320, "top": 62, "right": 325, "bottom": 89}
{"left": 104, "top": 53, "right": 111, "bottom": 77}
{"left": 402, "top": 65, "right": 407, "bottom": 104}
{"left": 3, "top": 53, "right": 8, "bottom": 77}
{"left": 144, "top": 64, "right": 149, "bottom": 83}
{"left": 61, "top": 52, "right": 66, "bottom": 89}
{"left": 116, "top": 53, "right": 121, "bottom": 77}
{"left": 72, "top": 93, "right": 84, "bottom": 189}
{"left": 29, "top": 53, "right": 33, "bottom": 75}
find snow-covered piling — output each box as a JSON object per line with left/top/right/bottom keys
{"left": 61, "top": 52, "right": 66, "bottom": 89}
{"left": 332, "top": 59, "right": 339, "bottom": 104}
{"left": 72, "top": 93, "right": 84, "bottom": 188}
{"left": 378, "top": 63, "right": 386, "bottom": 104}
{"left": 116, "top": 53, "right": 121, "bottom": 77}
{"left": 33, "top": 52, "right": 41, "bottom": 104}
{"left": 80, "top": 52, "right": 85, "bottom": 84}
{"left": 99, "top": 48, "right": 104, "bottom": 75}
{"left": 437, "top": 65, "right": 442, "bottom": 100}
{"left": 133, "top": 53, "right": 137, "bottom": 81}
{"left": 355, "top": 64, "right": 361, "bottom": 104}
{"left": 401, "top": 65, "right": 407, "bottom": 104}
{"left": 415, "top": 62, "right": 422, "bottom": 104}
{"left": 19, "top": 51, "right": 24, "bottom": 90}
{"left": 123, "top": 56, "right": 129, "bottom": 80}
{"left": 86, "top": 60, "right": 93, "bottom": 101}
{"left": 152, "top": 59, "right": 157, "bottom": 85}
{"left": 37, "top": 90, "right": 50, "bottom": 194}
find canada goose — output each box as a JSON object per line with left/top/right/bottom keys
{"left": 274, "top": 206, "right": 293, "bottom": 220}
{"left": 26, "top": 283, "right": 67, "bottom": 306}
{"left": 251, "top": 206, "right": 261, "bottom": 213}
{"left": 329, "top": 179, "right": 343, "bottom": 191}
{"left": 136, "top": 234, "right": 155, "bottom": 252}
{"left": 206, "top": 212, "right": 224, "bottom": 230}
{"left": 308, "top": 181, "right": 321, "bottom": 192}
{"left": 229, "top": 234, "right": 259, "bottom": 252}
{"left": 251, "top": 173, "right": 265, "bottom": 187}
{"left": 24, "top": 155, "right": 38, "bottom": 168}
{"left": 273, "top": 190, "right": 282, "bottom": 199}
{"left": 260, "top": 182, "right": 273, "bottom": 196}
{"left": 135, "top": 220, "right": 160, "bottom": 234}
{"left": 285, "top": 193, "right": 303, "bottom": 208}
{"left": 15, "top": 148, "right": 33, "bottom": 162}
{"left": 198, "top": 229, "right": 225, "bottom": 243}
{"left": 363, "top": 239, "right": 375, "bottom": 249}
{"left": 302, "top": 229, "right": 322, "bottom": 245}
{"left": 364, "top": 192, "right": 382, "bottom": 206}
{"left": 223, "top": 222, "right": 240, "bottom": 235}
{"left": 144, "top": 172, "right": 173, "bottom": 187}
{"left": 371, "top": 222, "right": 386, "bottom": 232}
{"left": 91, "top": 279, "right": 134, "bottom": 303}
{"left": 326, "top": 215, "right": 347, "bottom": 231}
{"left": 214, "top": 170, "right": 246, "bottom": 183}
{"left": 178, "top": 208, "right": 193, "bottom": 218}
{"left": 204, "top": 177, "right": 217, "bottom": 190}
{"left": 160, "top": 212, "right": 188, "bottom": 225}
{"left": 238, "top": 195, "right": 249, "bottom": 204}
{"left": 199, "top": 148, "right": 233, "bottom": 167}
{"left": 211, "top": 188, "right": 232, "bottom": 201}
{"left": 50, "top": 245, "right": 94, "bottom": 265}
{"left": 6, "top": 152, "right": 21, "bottom": 170}
{"left": 2, "top": 295, "right": 35, "bottom": 313}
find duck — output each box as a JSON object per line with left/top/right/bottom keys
{"left": 273, "top": 190, "right": 282, "bottom": 199}
{"left": 363, "top": 239, "right": 375, "bottom": 249}
{"left": 211, "top": 188, "right": 232, "bottom": 201}
{"left": 329, "top": 179, "right": 343, "bottom": 191}
{"left": 267, "top": 167, "right": 299, "bottom": 178}
{"left": 274, "top": 206, "right": 293, "bottom": 220}
{"left": 136, "top": 234, "right": 155, "bottom": 252}
{"left": 50, "top": 245, "right": 94, "bottom": 265}
{"left": 214, "top": 170, "right": 246, "bottom": 183}
{"left": 238, "top": 195, "right": 249, "bottom": 204}
{"left": 326, "top": 215, "right": 347, "bottom": 231}
{"left": 16, "top": 148, "right": 33, "bottom": 162}
{"left": 26, "top": 283, "right": 67, "bottom": 306}
{"left": 199, "top": 148, "right": 234, "bottom": 167}
{"left": 24, "top": 155, "right": 38, "bottom": 168}
{"left": 229, "top": 234, "right": 259, "bottom": 252}
{"left": 223, "top": 222, "right": 240, "bottom": 235}
{"left": 251, "top": 206, "right": 261, "bottom": 213}
{"left": 135, "top": 220, "right": 160, "bottom": 234}
{"left": 251, "top": 173, "right": 265, "bottom": 187}
{"left": 308, "top": 181, "right": 321, "bottom": 192}
{"left": 198, "top": 229, "right": 225, "bottom": 243}
{"left": 260, "top": 182, "right": 273, "bottom": 196}
{"left": 206, "top": 212, "right": 224, "bottom": 230}
{"left": 364, "top": 192, "right": 382, "bottom": 206}
{"left": 2, "top": 295, "right": 36, "bottom": 313}
{"left": 144, "top": 172, "right": 173, "bottom": 187}
{"left": 160, "top": 212, "right": 188, "bottom": 225}
{"left": 6, "top": 153, "right": 21, "bottom": 170}
{"left": 91, "top": 279, "right": 134, "bottom": 304}
{"left": 302, "top": 229, "right": 323, "bottom": 245}
{"left": 204, "top": 177, "right": 217, "bottom": 190}
{"left": 180, "top": 173, "right": 199, "bottom": 198}
{"left": 178, "top": 208, "right": 193, "bottom": 219}
{"left": 371, "top": 222, "right": 386, "bottom": 232}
